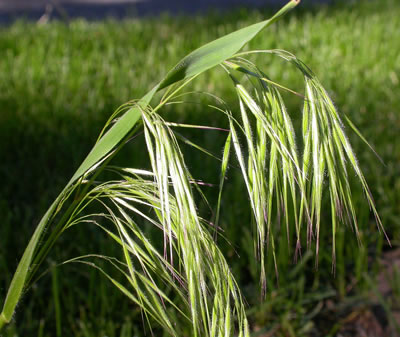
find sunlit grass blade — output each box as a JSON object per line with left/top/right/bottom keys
{"left": 214, "top": 132, "right": 232, "bottom": 233}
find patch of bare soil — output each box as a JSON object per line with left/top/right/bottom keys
{"left": 335, "top": 248, "right": 400, "bottom": 337}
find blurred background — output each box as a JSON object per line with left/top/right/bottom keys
{"left": 0, "top": 0, "right": 332, "bottom": 22}
{"left": 0, "top": 0, "right": 399, "bottom": 336}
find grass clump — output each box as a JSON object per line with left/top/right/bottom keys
{"left": 0, "top": 0, "right": 398, "bottom": 335}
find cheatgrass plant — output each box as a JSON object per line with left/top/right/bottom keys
{"left": 0, "top": 0, "right": 388, "bottom": 335}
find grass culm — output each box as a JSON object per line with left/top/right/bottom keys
{"left": 0, "top": 0, "right": 390, "bottom": 335}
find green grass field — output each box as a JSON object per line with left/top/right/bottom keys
{"left": 1, "top": 0, "right": 399, "bottom": 335}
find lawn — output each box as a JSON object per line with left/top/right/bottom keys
{"left": 0, "top": 0, "right": 399, "bottom": 335}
